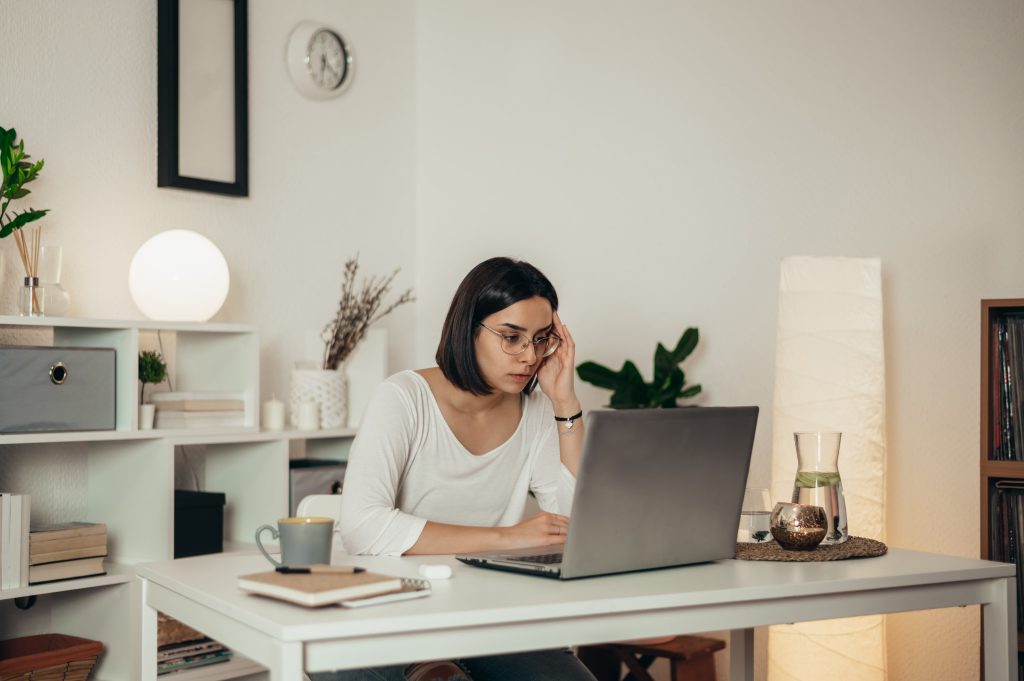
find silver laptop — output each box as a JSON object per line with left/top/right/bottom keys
{"left": 456, "top": 406, "right": 759, "bottom": 579}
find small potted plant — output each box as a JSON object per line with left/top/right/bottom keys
{"left": 576, "top": 328, "right": 702, "bottom": 408}
{"left": 138, "top": 350, "right": 168, "bottom": 430}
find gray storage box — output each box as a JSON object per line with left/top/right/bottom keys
{"left": 289, "top": 459, "right": 346, "bottom": 515}
{"left": 0, "top": 346, "right": 117, "bottom": 433}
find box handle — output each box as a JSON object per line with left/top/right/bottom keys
{"left": 49, "top": 362, "right": 68, "bottom": 385}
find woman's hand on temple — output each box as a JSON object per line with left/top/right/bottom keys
{"left": 536, "top": 310, "right": 580, "bottom": 415}
{"left": 500, "top": 511, "right": 570, "bottom": 549}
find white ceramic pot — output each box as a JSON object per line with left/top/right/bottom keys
{"left": 290, "top": 368, "right": 347, "bottom": 429}
{"left": 139, "top": 403, "right": 156, "bottom": 430}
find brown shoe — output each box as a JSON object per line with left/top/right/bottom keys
{"left": 404, "top": 660, "right": 472, "bottom": 681}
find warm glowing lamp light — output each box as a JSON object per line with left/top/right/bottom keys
{"left": 128, "top": 230, "right": 230, "bottom": 322}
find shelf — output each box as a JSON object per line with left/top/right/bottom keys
{"left": 171, "top": 427, "right": 356, "bottom": 444}
{"left": 0, "top": 563, "right": 135, "bottom": 601}
{"left": 0, "top": 430, "right": 157, "bottom": 445}
{"left": 1, "top": 427, "right": 358, "bottom": 447}
{"left": 165, "top": 655, "right": 264, "bottom": 681}
{"left": 0, "top": 315, "right": 256, "bottom": 333}
{"left": 981, "top": 461, "right": 1024, "bottom": 478}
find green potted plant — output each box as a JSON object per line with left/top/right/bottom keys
{"left": 1, "top": 126, "right": 49, "bottom": 315}
{"left": 576, "top": 328, "right": 702, "bottom": 408}
{"left": 139, "top": 350, "right": 168, "bottom": 430}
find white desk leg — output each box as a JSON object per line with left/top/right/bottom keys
{"left": 729, "top": 628, "right": 754, "bottom": 681}
{"left": 140, "top": 579, "right": 158, "bottom": 681}
{"left": 983, "top": 577, "right": 1016, "bottom": 681}
{"left": 269, "top": 642, "right": 305, "bottom": 681}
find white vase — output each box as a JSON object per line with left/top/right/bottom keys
{"left": 290, "top": 368, "right": 348, "bottom": 429}
{"left": 139, "top": 404, "right": 156, "bottom": 430}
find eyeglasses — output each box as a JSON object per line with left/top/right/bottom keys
{"left": 478, "top": 323, "right": 561, "bottom": 358}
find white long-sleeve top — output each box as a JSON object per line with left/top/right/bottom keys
{"left": 339, "top": 370, "right": 576, "bottom": 556}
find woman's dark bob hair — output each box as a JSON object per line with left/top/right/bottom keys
{"left": 436, "top": 257, "right": 558, "bottom": 396}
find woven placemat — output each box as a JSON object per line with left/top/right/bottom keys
{"left": 735, "top": 536, "right": 888, "bottom": 562}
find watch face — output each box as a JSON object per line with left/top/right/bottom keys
{"left": 306, "top": 29, "right": 349, "bottom": 90}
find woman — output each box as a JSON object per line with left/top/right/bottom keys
{"left": 321, "top": 257, "right": 595, "bottom": 681}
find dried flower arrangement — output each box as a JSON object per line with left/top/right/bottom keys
{"left": 321, "top": 256, "right": 414, "bottom": 371}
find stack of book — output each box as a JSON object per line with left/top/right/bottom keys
{"left": 990, "top": 313, "right": 1024, "bottom": 460}
{"left": 157, "top": 612, "right": 234, "bottom": 675}
{"left": 0, "top": 493, "right": 30, "bottom": 589}
{"left": 157, "top": 638, "right": 232, "bottom": 675}
{"left": 151, "top": 392, "right": 247, "bottom": 429}
{"left": 28, "top": 522, "right": 107, "bottom": 584}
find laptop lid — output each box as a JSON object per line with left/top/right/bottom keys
{"left": 458, "top": 406, "right": 758, "bottom": 579}
{"left": 558, "top": 406, "right": 758, "bottom": 578}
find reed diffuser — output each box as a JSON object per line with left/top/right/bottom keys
{"left": 14, "top": 225, "right": 43, "bottom": 315}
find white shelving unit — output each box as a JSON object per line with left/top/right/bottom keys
{"left": 0, "top": 317, "right": 357, "bottom": 681}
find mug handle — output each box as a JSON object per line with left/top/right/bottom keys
{"left": 255, "top": 524, "right": 282, "bottom": 567}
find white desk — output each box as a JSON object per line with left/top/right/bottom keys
{"left": 138, "top": 549, "right": 1015, "bottom": 681}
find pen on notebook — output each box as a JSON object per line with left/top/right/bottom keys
{"left": 276, "top": 564, "right": 366, "bottom": 574}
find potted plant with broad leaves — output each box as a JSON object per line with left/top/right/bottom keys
{"left": 0, "top": 126, "right": 49, "bottom": 315}
{"left": 291, "top": 255, "right": 414, "bottom": 430}
{"left": 576, "top": 328, "right": 702, "bottom": 408}
{"left": 139, "top": 350, "right": 168, "bottom": 430}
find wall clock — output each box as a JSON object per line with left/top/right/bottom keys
{"left": 286, "top": 21, "right": 354, "bottom": 99}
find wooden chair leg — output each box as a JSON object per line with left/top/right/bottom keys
{"left": 576, "top": 646, "right": 622, "bottom": 681}
{"left": 622, "top": 654, "right": 657, "bottom": 681}
{"left": 619, "top": 651, "right": 657, "bottom": 681}
{"left": 671, "top": 654, "right": 717, "bottom": 681}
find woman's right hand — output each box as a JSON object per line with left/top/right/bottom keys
{"left": 500, "top": 512, "right": 570, "bottom": 549}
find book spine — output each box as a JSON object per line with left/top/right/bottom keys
{"left": 19, "top": 495, "right": 30, "bottom": 588}
{"left": 2, "top": 494, "right": 15, "bottom": 589}
{"left": 30, "top": 523, "right": 107, "bottom": 542}
{"left": 0, "top": 494, "right": 7, "bottom": 589}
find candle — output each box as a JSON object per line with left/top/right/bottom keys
{"left": 262, "top": 397, "right": 285, "bottom": 432}
{"left": 296, "top": 401, "right": 320, "bottom": 431}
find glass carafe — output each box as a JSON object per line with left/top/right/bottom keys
{"left": 791, "top": 432, "right": 849, "bottom": 545}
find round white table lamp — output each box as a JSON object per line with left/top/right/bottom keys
{"left": 129, "top": 230, "right": 230, "bottom": 322}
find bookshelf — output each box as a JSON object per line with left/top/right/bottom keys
{"left": 980, "top": 299, "right": 1024, "bottom": 672}
{"left": 0, "top": 317, "right": 356, "bottom": 680}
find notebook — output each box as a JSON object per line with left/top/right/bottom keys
{"left": 457, "top": 406, "right": 759, "bottom": 579}
{"left": 339, "top": 577, "right": 432, "bottom": 608}
{"left": 238, "top": 570, "right": 403, "bottom": 607}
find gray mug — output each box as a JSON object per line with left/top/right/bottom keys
{"left": 255, "top": 516, "right": 333, "bottom": 568}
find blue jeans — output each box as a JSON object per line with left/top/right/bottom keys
{"left": 309, "top": 649, "right": 598, "bottom": 681}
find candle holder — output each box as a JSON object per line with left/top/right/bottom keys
{"left": 769, "top": 502, "right": 827, "bottom": 550}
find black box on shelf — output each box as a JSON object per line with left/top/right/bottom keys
{"left": 289, "top": 460, "right": 346, "bottom": 515}
{"left": 174, "top": 490, "right": 226, "bottom": 558}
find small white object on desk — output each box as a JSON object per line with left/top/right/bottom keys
{"left": 262, "top": 397, "right": 286, "bottom": 432}
{"left": 296, "top": 401, "right": 320, "bottom": 431}
{"left": 419, "top": 564, "right": 452, "bottom": 580}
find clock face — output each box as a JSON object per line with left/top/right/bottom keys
{"left": 306, "top": 29, "right": 349, "bottom": 91}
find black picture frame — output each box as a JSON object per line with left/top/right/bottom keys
{"left": 157, "top": 0, "right": 249, "bottom": 197}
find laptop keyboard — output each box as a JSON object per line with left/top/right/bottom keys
{"left": 515, "top": 552, "right": 563, "bottom": 564}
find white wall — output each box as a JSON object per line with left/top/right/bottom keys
{"left": 414, "top": 2, "right": 1024, "bottom": 680}
{"left": 0, "top": 0, "right": 417, "bottom": 401}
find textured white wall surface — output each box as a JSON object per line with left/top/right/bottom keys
{"left": 3, "top": 1, "right": 1024, "bottom": 679}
